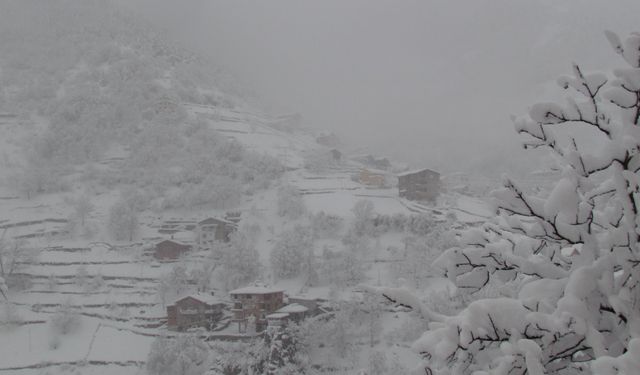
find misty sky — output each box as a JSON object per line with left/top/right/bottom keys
{"left": 122, "top": 0, "right": 640, "bottom": 174}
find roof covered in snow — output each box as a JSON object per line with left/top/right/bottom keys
{"left": 229, "top": 284, "right": 284, "bottom": 295}
{"left": 198, "top": 217, "right": 236, "bottom": 226}
{"left": 266, "top": 312, "right": 289, "bottom": 320}
{"left": 175, "top": 293, "right": 225, "bottom": 306}
{"left": 397, "top": 168, "right": 439, "bottom": 177}
{"left": 276, "top": 303, "right": 309, "bottom": 314}
{"left": 155, "top": 239, "right": 190, "bottom": 248}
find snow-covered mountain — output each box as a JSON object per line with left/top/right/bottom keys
{"left": 0, "top": 2, "right": 497, "bottom": 374}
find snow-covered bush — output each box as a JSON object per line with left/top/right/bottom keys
{"left": 401, "top": 32, "right": 640, "bottom": 375}
{"left": 0, "top": 239, "right": 36, "bottom": 284}
{"left": 266, "top": 323, "right": 306, "bottom": 375}
{"left": 147, "top": 334, "right": 210, "bottom": 375}
{"left": 310, "top": 211, "right": 344, "bottom": 238}
{"left": 388, "top": 237, "right": 439, "bottom": 289}
{"left": 319, "top": 249, "right": 366, "bottom": 287}
{"left": 342, "top": 227, "right": 371, "bottom": 254}
{"left": 276, "top": 185, "right": 306, "bottom": 220}
{"left": 0, "top": 302, "right": 23, "bottom": 327}
{"left": 351, "top": 200, "right": 376, "bottom": 236}
{"left": 304, "top": 149, "right": 341, "bottom": 173}
{"left": 209, "top": 339, "right": 268, "bottom": 375}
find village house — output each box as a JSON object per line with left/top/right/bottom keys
{"left": 357, "top": 168, "right": 388, "bottom": 188}
{"left": 153, "top": 239, "right": 191, "bottom": 260}
{"left": 195, "top": 217, "right": 237, "bottom": 250}
{"left": 166, "top": 293, "right": 225, "bottom": 331}
{"left": 230, "top": 284, "right": 285, "bottom": 333}
{"left": 398, "top": 168, "right": 441, "bottom": 202}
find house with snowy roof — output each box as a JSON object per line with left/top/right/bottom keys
{"left": 266, "top": 303, "right": 310, "bottom": 330}
{"left": 166, "top": 293, "right": 225, "bottom": 331}
{"left": 229, "top": 283, "right": 285, "bottom": 333}
{"left": 195, "top": 217, "right": 237, "bottom": 250}
{"left": 398, "top": 168, "right": 441, "bottom": 202}
{"left": 357, "top": 168, "right": 388, "bottom": 188}
{"left": 153, "top": 239, "right": 191, "bottom": 260}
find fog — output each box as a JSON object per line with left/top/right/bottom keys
{"left": 122, "top": 0, "right": 640, "bottom": 174}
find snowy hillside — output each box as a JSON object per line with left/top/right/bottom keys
{"left": 0, "top": 2, "right": 507, "bottom": 375}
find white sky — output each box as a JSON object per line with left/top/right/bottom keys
{"left": 123, "top": 0, "right": 640, "bottom": 175}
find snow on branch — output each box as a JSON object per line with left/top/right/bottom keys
{"left": 408, "top": 31, "right": 640, "bottom": 375}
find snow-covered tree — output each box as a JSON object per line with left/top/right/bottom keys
{"left": 320, "top": 248, "right": 366, "bottom": 287}
{"left": 107, "top": 197, "right": 139, "bottom": 242}
{"left": 358, "top": 292, "right": 384, "bottom": 347}
{"left": 404, "top": 31, "right": 640, "bottom": 374}
{"left": 0, "top": 237, "right": 37, "bottom": 295}
{"left": 310, "top": 211, "right": 344, "bottom": 238}
{"left": 157, "top": 264, "right": 190, "bottom": 307}
{"left": 351, "top": 200, "right": 376, "bottom": 237}
{"left": 277, "top": 185, "right": 306, "bottom": 220}
{"left": 266, "top": 324, "right": 304, "bottom": 375}
{"left": 72, "top": 193, "right": 94, "bottom": 227}
{"left": 270, "top": 225, "right": 313, "bottom": 279}
{"left": 0, "top": 276, "right": 7, "bottom": 301}
{"left": 209, "top": 339, "right": 268, "bottom": 375}
{"left": 217, "top": 224, "right": 262, "bottom": 291}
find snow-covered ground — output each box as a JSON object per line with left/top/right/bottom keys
{"left": 0, "top": 95, "right": 498, "bottom": 374}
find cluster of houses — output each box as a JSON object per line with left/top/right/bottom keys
{"left": 354, "top": 167, "right": 442, "bottom": 202}
{"left": 166, "top": 283, "right": 319, "bottom": 334}
{"left": 151, "top": 216, "right": 239, "bottom": 260}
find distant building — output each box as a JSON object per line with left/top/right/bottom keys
{"left": 230, "top": 284, "right": 285, "bottom": 333}
{"left": 167, "top": 293, "right": 225, "bottom": 331}
{"left": 153, "top": 240, "right": 191, "bottom": 260}
{"left": 398, "top": 168, "right": 441, "bottom": 202}
{"left": 196, "top": 217, "right": 237, "bottom": 250}
{"left": 358, "top": 168, "right": 387, "bottom": 187}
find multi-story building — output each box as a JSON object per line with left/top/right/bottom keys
{"left": 229, "top": 284, "right": 285, "bottom": 333}
{"left": 398, "top": 168, "right": 441, "bottom": 202}
{"left": 166, "top": 293, "right": 225, "bottom": 331}
{"left": 195, "top": 217, "right": 237, "bottom": 251}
